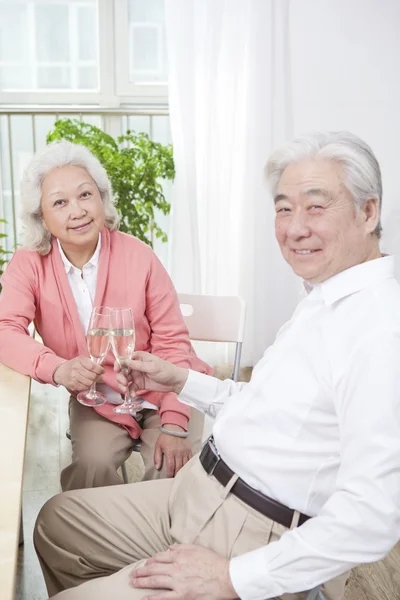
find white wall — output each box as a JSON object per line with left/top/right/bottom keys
{"left": 290, "top": 0, "right": 400, "bottom": 258}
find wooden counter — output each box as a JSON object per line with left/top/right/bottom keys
{"left": 0, "top": 362, "right": 31, "bottom": 600}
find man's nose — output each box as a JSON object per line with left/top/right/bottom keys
{"left": 286, "top": 210, "right": 311, "bottom": 239}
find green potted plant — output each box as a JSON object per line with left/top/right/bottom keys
{"left": 47, "top": 118, "right": 175, "bottom": 247}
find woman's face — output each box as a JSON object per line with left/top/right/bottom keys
{"left": 41, "top": 165, "right": 105, "bottom": 252}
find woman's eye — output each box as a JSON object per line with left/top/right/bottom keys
{"left": 310, "top": 205, "right": 323, "bottom": 210}
{"left": 54, "top": 199, "right": 66, "bottom": 207}
{"left": 81, "top": 191, "right": 91, "bottom": 198}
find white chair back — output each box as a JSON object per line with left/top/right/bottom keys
{"left": 178, "top": 293, "right": 246, "bottom": 441}
{"left": 178, "top": 293, "right": 246, "bottom": 381}
{"left": 178, "top": 293, "right": 246, "bottom": 343}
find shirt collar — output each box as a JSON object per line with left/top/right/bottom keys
{"left": 305, "top": 255, "right": 395, "bottom": 306}
{"left": 57, "top": 233, "right": 102, "bottom": 274}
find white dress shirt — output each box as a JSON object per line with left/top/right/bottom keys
{"left": 179, "top": 256, "right": 400, "bottom": 600}
{"left": 57, "top": 237, "right": 101, "bottom": 335}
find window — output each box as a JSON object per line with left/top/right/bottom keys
{"left": 114, "top": 0, "right": 168, "bottom": 102}
{"left": 128, "top": 0, "right": 167, "bottom": 84}
{"left": 0, "top": 0, "right": 169, "bottom": 105}
{"left": 0, "top": 0, "right": 99, "bottom": 92}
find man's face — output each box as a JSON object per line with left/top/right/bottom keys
{"left": 274, "top": 159, "right": 379, "bottom": 283}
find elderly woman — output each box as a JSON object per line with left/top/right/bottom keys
{"left": 0, "top": 140, "right": 211, "bottom": 491}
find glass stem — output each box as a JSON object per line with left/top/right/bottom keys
{"left": 123, "top": 385, "right": 134, "bottom": 406}
{"left": 120, "top": 363, "right": 134, "bottom": 406}
{"left": 88, "top": 381, "right": 96, "bottom": 399}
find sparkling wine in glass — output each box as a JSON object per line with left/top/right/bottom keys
{"left": 77, "top": 306, "right": 110, "bottom": 407}
{"left": 110, "top": 307, "right": 142, "bottom": 416}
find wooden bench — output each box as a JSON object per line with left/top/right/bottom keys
{"left": 0, "top": 362, "right": 31, "bottom": 600}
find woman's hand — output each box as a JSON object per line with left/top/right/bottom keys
{"left": 154, "top": 425, "right": 192, "bottom": 477}
{"left": 53, "top": 356, "right": 104, "bottom": 395}
{"left": 114, "top": 351, "right": 189, "bottom": 396}
{"left": 114, "top": 353, "right": 191, "bottom": 476}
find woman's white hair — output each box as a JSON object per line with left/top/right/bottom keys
{"left": 265, "top": 131, "right": 383, "bottom": 237}
{"left": 20, "top": 140, "right": 120, "bottom": 255}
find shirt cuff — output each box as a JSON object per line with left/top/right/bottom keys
{"left": 229, "top": 548, "right": 275, "bottom": 600}
{"left": 161, "top": 410, "right": 189, "bottom": 431}
{"left": 178, "top": 369, "right": 220, "bottom": 412}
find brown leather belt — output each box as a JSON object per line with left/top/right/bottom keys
{"left": 199, "top": 436, "right": 311, "bottom": 529}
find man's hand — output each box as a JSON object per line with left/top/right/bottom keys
{"left": 130, "top": 544, "right": 238, "bottom": 600}
{"left": 154, "top": 425, "right": 192, "bottom": 477}
{"left": 114, "top": 352, "right": 189, "bottom": 396}
{"left": 53, "top": 356, "right": 104, "bottom": 394}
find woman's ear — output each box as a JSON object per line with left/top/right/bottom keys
{"left": 41, "top": 212, "right": 49, "bottom": 232}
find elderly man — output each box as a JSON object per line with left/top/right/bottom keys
{"left": 35, "top": 131, "right": 400, "bottom": 600}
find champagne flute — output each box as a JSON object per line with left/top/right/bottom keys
{"left": 77, "top": 306, "right": 110, "bottom": 407}
{"left": 110, "top": 307, "right": 142, "bottom": 415}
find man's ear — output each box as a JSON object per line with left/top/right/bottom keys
{"left": 362, "top": 198, "right": 379, "bottom": 234}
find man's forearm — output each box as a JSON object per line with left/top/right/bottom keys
{"left": 178, "top": 370, "right": 247, "bottom": 418}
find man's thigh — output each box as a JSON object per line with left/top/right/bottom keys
{"left": 35, "top": 477, "right": 174, "bottom": 594}
{"left": 52, "top": 562, "right": 152, "bottom": 599}
{"left": 41, "top": 457, "right": 347, "bottom": 600}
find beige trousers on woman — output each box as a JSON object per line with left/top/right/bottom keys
{"left": 35, "top": 456, "right": 348, "bottom": 600}
{"left": 60, "top": 397, "right": 205, "bottom": 491}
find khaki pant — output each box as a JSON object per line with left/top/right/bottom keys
{"left": 35, "top": 456, "right": 348, "bottom": 600}
{"left": 60, "top": 397, "right": 205, "bottom": 491}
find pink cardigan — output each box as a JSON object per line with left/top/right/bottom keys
{"left": 0, "top": 227, "right": 211, "bottom": 438}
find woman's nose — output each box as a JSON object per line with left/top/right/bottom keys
{"left": 69, "top": 199, "right": 86, "bottom": 218}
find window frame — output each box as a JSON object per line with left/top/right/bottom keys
{"left": 114, "top": 0, "right": 168, "bottom": 103}
{"left": 0, "top": 0, "right": 169, "bottom": 107}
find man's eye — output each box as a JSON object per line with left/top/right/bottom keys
{"left": 276, "top": 207, "right": 290, "bottom": 213}
{"left": 310, "top": 205, "right": 323, "bottom": 210}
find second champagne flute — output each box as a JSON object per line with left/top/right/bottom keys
{"left": 77, "top": 306, "right": 110, "bottom": 407}
{"left": 110, "top": 307, "right": 141, "bottom": 415}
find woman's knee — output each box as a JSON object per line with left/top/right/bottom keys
{"left": 71, "top": 428, "right": 132, "bottom": 470}
{"left": 72, "top": 435, "right": 127, "bottom": 467}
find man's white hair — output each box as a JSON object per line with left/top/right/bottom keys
{"left": 20, "top": 140, "right": 120, "bottom": 255}
{"left": 265, "top": 131, "right": 382, "bottom": 237}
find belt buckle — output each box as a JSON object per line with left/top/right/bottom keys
{"left": 207, "top": 436, "right": 221, "bottom": 475}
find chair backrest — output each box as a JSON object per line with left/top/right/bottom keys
{"left": 178, "top": 293, "right": 246, "bottom": 382}
{"left": 178, "top": 293, "right": 246, "bottom": 344}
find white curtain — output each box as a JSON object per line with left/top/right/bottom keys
{"left": 165, "top": 0, "right": 400, "bottom": 366}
